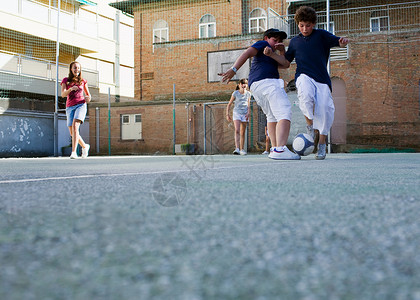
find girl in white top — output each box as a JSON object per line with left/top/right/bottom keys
{"left": 226, "top": 79, "right": 251, "bottom": 155}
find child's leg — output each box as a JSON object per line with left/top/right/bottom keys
{"left": 265, "top": 80, "right": 291, "bottom": 147}
{"left": 251, "top": 79, "right": 291, "bottom": 148}
{"left": 313, "top": 83, "right": 335, "bottom": 138}
{"left": 239, "top": 122, "right": 247, "bottom": 150}
{"left": 233, "top": 120, "right": 241, "bottom": 149}
{"left": 275, "top": 119, "right": 291, "bottom": 147}
{"left": 72, "top": 103, "right": 89, "bottom": 150}
{"left": 71, "top": 120, "right": 82, "bottom": 152}
{"left": 265, "top": 126, "right": 270, "bottom": 151}
{"left": 296, "top": 74, "right": 316, "bottom": 125}
{"left": 267, "top": 122, "right": 277, "bottom": 147}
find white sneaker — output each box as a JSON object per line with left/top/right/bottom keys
{"left": 239, "top": 149, "right": 247, "bottom": 155}
{"left": 233, "top": 148, "right": 240, "bottom": 155}
{"left": 268, "top": 146, "right": 301, "bottom": 160}
{"left": 82, "top": 144, "right": 90, "bottom": 158}
{"left": 262, "top": 150, "right": 269, "bottom": 155}
{"left": 70, "top": 152, "right": 78, "bottom": 159}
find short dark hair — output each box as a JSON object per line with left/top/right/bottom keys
{"left": 294, "top": 6, "right": 317, "bottom": 24}
{"left": 263, "top": 28, "right": 287, "bottom": 41}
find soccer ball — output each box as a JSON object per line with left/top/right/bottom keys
{"left": 292, "top": 133, "right": 315, "bottom": 156}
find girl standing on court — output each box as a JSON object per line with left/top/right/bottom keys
{"left": 226, "top": 78, "right": 251, "bottom": 155}
{"left": 61, "top": 61, "right": 91, "bottom": 159}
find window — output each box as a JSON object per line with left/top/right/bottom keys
{"left": 98, "top": 16, "right": 114, "bottom": 40}
{"left": 199, "top": 14, "right": 216, "bottom": 38}
{"left": 249, "top": 8, "right": 267, "bottom": 33}
{"left": 370, "top": 11, "right": 389, "bottom": 32}
{"left": 153, "top": 20, "right": 168, "bottom": 43}
{"left": 121, "top": 114, "right": 142, "bottom": 140}
{"left": 317, "top": 22, "right": 335, "bottom": 34}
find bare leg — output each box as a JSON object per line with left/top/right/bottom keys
{"left": 71, "top": 120, "right": 82, "bottom": 153}
{"left": 239, "top": 122, "right": 247, "bottom": 150}
{"left": 233, "top": 120, "right": 241, "bottom": 150}
{"left": 267, "top": 122, "right": 277, "bottom": 148}
{"left": 304, "top": 115, "right": 313, "bottom": 126}
{"left": 264, "top": 126, "right": 270, "bottom": 152}
{"left": 275, "top": 119, "right": 291, "bottom": 147}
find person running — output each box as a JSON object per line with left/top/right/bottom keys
{"left": 219, "top": 28, "right": 300, "bottom": 160}
{"left": 61, "top": 61, "right": 91, "bottom": 159}
{"left": 226, "top": 78, "right": 251, "bottom": 155}
{"left": 283, "top": 6, "right": 349, "bottom": 159}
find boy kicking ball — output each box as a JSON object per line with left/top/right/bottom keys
{"left": 283, "top": 6, "right": 349, "bottom": 159}
{"left": 219, "top": 29, "right": 300, "bottom": 160}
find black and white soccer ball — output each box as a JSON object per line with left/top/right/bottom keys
{"left": 292, "top": 133, "right": 315, "bottom": 156}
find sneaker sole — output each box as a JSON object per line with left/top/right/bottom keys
{"left": 268, "top": 154, "right": 301, "bottom": 160}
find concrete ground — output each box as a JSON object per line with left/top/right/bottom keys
{"left": 1, "top": 153, "right": 419, "bottom": 299}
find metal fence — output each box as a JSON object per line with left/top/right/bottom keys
{"left": 0, "top": 50, "right": 99, "bottom": 87}
{"left": 275, "top": 1, "right": 420, "bottom": 38}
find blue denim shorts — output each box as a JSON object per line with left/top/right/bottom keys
{"left": 66, "top": 103, "right": 87, "bottom": 127}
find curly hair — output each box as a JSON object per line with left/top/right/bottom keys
{"left": 294, "top": 6, "right": 317, "bottom": 24}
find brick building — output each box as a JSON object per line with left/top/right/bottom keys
{"left": 96, "top": 0, "right": 419, "bottom": 155}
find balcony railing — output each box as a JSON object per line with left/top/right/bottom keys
{"left": 0, "top": 50, "right": 99, "bottom": 88}
{"left": 1, "top": 0, "right": 98, "bottom": 38}
{"left": 272, "top": 1, "right": 420, "bottom": 38}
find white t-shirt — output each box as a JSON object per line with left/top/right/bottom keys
{"left": 232, "top": 90, "right": 251, "bottom": 115}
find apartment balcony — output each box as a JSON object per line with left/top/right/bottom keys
{"left": 0, "top": 50, "right": 98, "bottom": 98}
{"left": 0, "top": 0, "right": 99, "bottom": 53}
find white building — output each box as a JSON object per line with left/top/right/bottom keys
{"left": 0, "top": 0, "right": 134, "bottom": 157}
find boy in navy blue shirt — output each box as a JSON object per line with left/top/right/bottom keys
{"left": 220, "top": 28, "right": 300, "bottom": 160}
{"left": 283, "top": 6, "right": 349, "bottom": 159}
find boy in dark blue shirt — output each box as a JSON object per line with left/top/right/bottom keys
{"left": 283, "top": 6, "right": 349, "bottom": 159}
{"left": 220, "top": 28, "right": 300, "bottom": 160}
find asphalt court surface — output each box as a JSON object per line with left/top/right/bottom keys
{"left": 1, "top": 153, "right": 420, "bottom": 299}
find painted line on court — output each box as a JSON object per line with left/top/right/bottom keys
{"left": 0, "top": 162, "right": 273, "bottom": 184}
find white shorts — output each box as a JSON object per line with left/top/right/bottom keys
{"left": 250, "top": 78, "right": 291, "bottom": 122}
{"left": 296, "top": 74, "right": 335, "bottom": 135}
{"left": 233, "top": 111, "right": 248, "bottom": 122}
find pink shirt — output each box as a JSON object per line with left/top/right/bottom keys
{"left": 61, "top": 77, "right": 87, "bottom": 108}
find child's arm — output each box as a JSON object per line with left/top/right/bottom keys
{"left": 263, "top": 46, "right": 291, "bottom": 69}
{"left": 226, "top": 95, "right": 235, "bottom": 122}
{"left": 83, "top": 82, "right": 91, "bottom": 103}
{"left": 219, "top": 47, "right": 258, "bottom": 83}
{"left": 61, "top": 83, "right": 78, "bottom": 98}
{"left": 245, "top": 94, "right": 251, "bottom": 121}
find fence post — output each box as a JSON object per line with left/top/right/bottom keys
{"left": 96, "top": 106, "right": 100, "bottom": 153}
{"left": 108, "top": 88, "right": 111, "bottom": 156}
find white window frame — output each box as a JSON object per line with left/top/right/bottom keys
{"left": 122, "top": 115, "right": 130, "bottom": 124}
{"left": 153, "top": 20, "right": 169, "bottom": 44}
{"left": 317, "top": 21, "right": 335, "bottom": 34}
{"left": 370, "top": 16, "right": 389, "bottom": 32}
{"left": 199, "top": 14, "right": 216, "bottom": 38}
{"left": 249, "top": 8, "right": 267, "bottom": 33}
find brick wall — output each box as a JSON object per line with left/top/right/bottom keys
{"left": 88, "top": 100, "right": 262, "bottom": 155}
{"left": 127, "top": 0, "right": 420, "bottom": 151}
